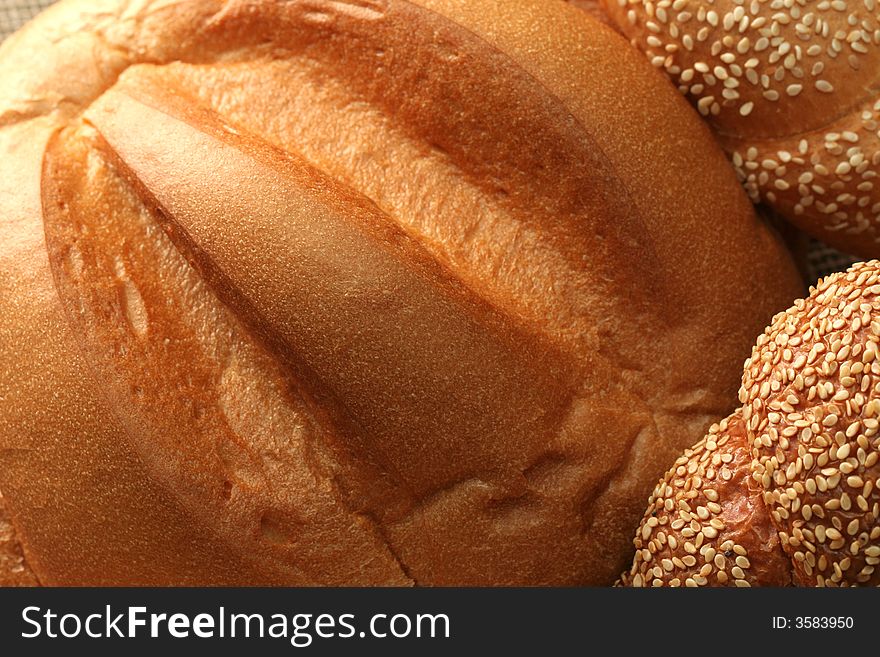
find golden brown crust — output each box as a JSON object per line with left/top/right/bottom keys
{"left": 0, "top": 0, "right": 803, "bottom": 584}
{"left": 599, "top": 0, "right": 880, "bottom": 257}
{"left": 619, "top": 410, "right": 792, "bottom": 587}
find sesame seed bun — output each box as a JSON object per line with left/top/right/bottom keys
{"left": 623, "top": 260, "right": 880, "bottom": 586}
{"left": 599, "top": 0, "right": 880, "bottom": 257}
{"left": 0, "top": 0, "right": 802, "bottom": 585}
{"left": 619, "top": 410, "right": 793, "bottom": 587}
{"left": 742, "top": 259, "right": 880, "bottom": 586}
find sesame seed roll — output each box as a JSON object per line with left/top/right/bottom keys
{"left": 623, "top": 260, "right": 880, "bottom": 586}
{"left": 598, "top": 0, "right": 880, "bottom": 257}
{"left": 619, "top": 410, "right": 793, "bottom": 587}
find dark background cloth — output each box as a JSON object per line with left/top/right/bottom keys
{"left": 0, "top": 0, "right": 859, "bottom": 283}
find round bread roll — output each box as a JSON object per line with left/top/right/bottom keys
{"left": 622, "top": 260, "right": 880, "bottom": 586}
{"left": 0, "top": 0, "right": 802, "bottom": 585}
{"left": 599, "top": 0, "right": 880, "bottom": 257}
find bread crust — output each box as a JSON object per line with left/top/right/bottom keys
{"left": 0, "top": 0, "right": 802, "bottom": 584}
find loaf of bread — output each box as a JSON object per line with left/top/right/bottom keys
{"left": 599, "top": 0, "right": 880, "bottom": 257}
{"left": 0, "top": 0, "right": 803, "bottom": 585}
{"left": 622, "top": 260, "right": 880, "bottom": 586}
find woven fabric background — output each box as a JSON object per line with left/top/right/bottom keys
{"left": 0, "top": 0, "right": 53, "bottom": 38}
{"left": 0, "top": 0, "right": 859, "bottom": 284}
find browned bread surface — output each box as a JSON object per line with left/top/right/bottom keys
{"left": 0, "top": 0, "right": 802, "bottom": 585}
{"left": 599, "top": 0, "right": 880, "bottom": 257}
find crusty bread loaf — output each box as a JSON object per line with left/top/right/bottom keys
{"left": 0, "top": 0, "right": 802, "bottom": 585}
{"left": 599, "top": 0, "right": 880, "bottom": 257}
{"left": 622, "top": 260, "right": 880, "bottom": 586}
